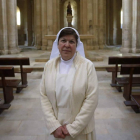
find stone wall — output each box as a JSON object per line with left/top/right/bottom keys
{"left": 0, "top": 0, "right": 140, "bottom": 54}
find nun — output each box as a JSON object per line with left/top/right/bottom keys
{"left": 40, "top": 27, "right": 98, "bottom": 140}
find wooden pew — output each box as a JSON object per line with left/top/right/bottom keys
{"left": 0, "top": 67, "right": 20, "bottom": 104}
{"left": 0, "top": 57, "right": 32, "bottom": 93}
{"left": 106, "top": 56, "right": 140, "bottom": 92}
{"left": 116, "top": 64, "right": 140, "bottom": 113}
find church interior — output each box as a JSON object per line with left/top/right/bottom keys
{"left": 0, "top": 0, "right": 140, "bottom": 140}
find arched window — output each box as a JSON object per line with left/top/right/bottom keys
{"left": 121, "top": 9, "right": 123, "bottom": 29}
{"left": 17, "top": 7, "right": 21, "bottom": 25}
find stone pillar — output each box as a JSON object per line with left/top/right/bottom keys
{"left": 80, "top": 0, "right": 88, "bottom": 34}
{"left": 116, "top": 0, "right": 122, "bottom": 45}
{"left": 113, "top": 0, "right": 117, "bottom": 45}
{"left": 34, "top": 0, "right": 42, "bottom": 49}
{"left": 106, "top": 0, "right": 109, "bottom": 45}
{"left": 41, "top": 0, "right": 47, "bottom": 50}
{"left": 132, "top": 0, "right": 140, "bottom": 53}
{"left": 54, "top": 0, "right": 60, "bottom": 33}
{"left": 17, "top": 0, "right": 25, "bottom": 45}
{"left": 120, "top": 0, "right": 132, "bottom": 53}
{"left": 113, "top": 0, "right": 122, "bottom": 45}
{"left": 80, "top": 0, "right": 83, "bottom": 34}
{"left": 31, "top": 0, "right": 35, "bottom": 46}
{"left": 87, "top": 0, "right": 93, "bottom": 50}
{"left": 60, "top": 0, "right": 64, "bottom": 29}
{"left": 46, "top": 0, "right": 53, "bottom": 50}
{"left": 53, "top": 0, "right": 57, "bottom": 34}
{"left": 82, "top": 0, "right": 87, "bottom": 34}
{"left": 56, "top": 0, "right": 60, "bottom": 32}
{"left": 24, "top": 0, "right": 28, "bottom": 46}
{"left": 108, "top": 0, "right": 113, "bottom": 45}
{"left": 27, "top": 0, "right": 33, "bottom": 46}
{"left": 93, "top": 0, "right": 99, "bottom": 49}
{"left": 98, "top": 0, "right": 106, "bottom": 49}
{"left": 77, "top": 0, "right": 80, "bottom": 32}
{"left": 0, "top": 0, "right": 8, "bottom": 54}
{"left": 80, "top": 0, "right": 88, "bottom": 52}
{"left": 6, "top": 0, "right": 19, "bottom": 54}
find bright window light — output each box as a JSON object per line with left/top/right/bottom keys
{"left": 17, "top": 7, "right": 21, "bottom": 25}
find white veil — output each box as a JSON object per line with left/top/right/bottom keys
{"left": 50, "top": 27, "right": 85, "bottom": 59}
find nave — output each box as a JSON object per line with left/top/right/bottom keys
{"left": 0, "top": 47, "right": 140, "bottom": 140}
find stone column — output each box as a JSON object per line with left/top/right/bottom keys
{"left": 109, "top": 0, "right": 113, "bottom": 45}
{"left": 116, "top": 0, "right": 122, "bottom": 45}
{"left": 34, "top": 0, "right": 42, "bottom": 49}
{"left": 106, "top": 0, "right": 109, "bottom": 45}
{"left": 93, "top": 0, "right": 99, "bottom": 49}
{"left": 80, "top": 0, "right": 88, "bottom": 34}
{"left": 31, "top": 0, "right": 35, "bottom": 46}
{"left": 41, "top": 0, "right": 47, "bottom": 50}
{"left": 0, "top": 0, "right": 8, "bottom": 54}
{"left": 60, "top": 0, "right": 64, "bottom": 29}
{"left": 27, "top": 0, "right": 33, "bottom": 46}
{"left": 56, "top": 0, "right": 60, "bottom": 32}
{"left": 98, "top": 0, "right": 106, "bottom": 49}
{"left": 113, "top": 0, "right": 117, "bottom": 45}
{"left": 6, "top": 0, "right": 19, "bottom": 54}
{"left": 77, "top": 0, "right": 80, "bottom": 32}
{"left": 80, "top": 0, "right": 88, "bottom": 52}
{"left": 53, "top": 0, "right": 60, "bottom": 33}
{"left": 80, "top": 0, "right": 83, "bottom": 34}
{"left": 82, "top": 0, "right": 87, "bottom": 34}
{"left": 86, "top": 0, "right": 92, "bottom": 50}
{"left": 53, "top": 0, "right": 57, "bottom": 34}
{"left": 113, "top": 0, "right": 122, "bottom": 45}
{"left": 17, "top": 0, "right": 25, "bottom": 45}
{"left": 120, "top": 0, "right": 132, "bottom": 53}
{"left": 132, "top": 0, "right": 140, "bottom": 53}
{"left": 46, "top": 0, "right": 53, "bottom": 50}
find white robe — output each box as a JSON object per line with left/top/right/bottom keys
{"left": 47, "top": 57, "right": 95, "bottom": 140}
{"left": 40, "top": 52, "right": 98, "bottom": 139}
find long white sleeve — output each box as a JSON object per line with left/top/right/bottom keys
{"left": 40, "top": 65, "right": 61, "bottom": 134}
{"left": 66, "top": 64, "right": 98, "bottom": 138}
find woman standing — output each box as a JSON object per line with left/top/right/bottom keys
{"left": 40, "top": 27, "right": 98, "bottom": 140}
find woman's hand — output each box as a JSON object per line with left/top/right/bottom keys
{"left": 53, "top": 126, "right": 66, "bottom": 139}
{"left": 62, "top": 125, "right": 70, "bottom": 136}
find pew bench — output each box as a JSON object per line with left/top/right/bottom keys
{"left": 0, "top": 67, "right": 21, "bottom": 113}
{"left": 0, "top": 67, "right": 21, "bottom": 103}
{"left": 125, "top": 95, "right": 140, "bottom": 113}
{"left": 131, "top": 95, "right": 140, "bottom": 109}
{"left": 106, "top": 56, "right": 140, "bottom": 92}
{"left": 116, "top": 77, "right": 140, "bottom": 99}
{"left": 117, "top": 64, "right": 140, "bottom": 113}
{"left": 0, "top": 104, "right": 11, "bottom": 114}
{"left": 0, "top": 57, "right": 32, "bottom": 93}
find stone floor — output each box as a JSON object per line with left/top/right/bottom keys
{"left": 0, "top": 46, "right": 140, "bottom": 140}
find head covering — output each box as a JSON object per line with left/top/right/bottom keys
{"left": 50, "top": 27, "right": 85, "bottom": 59}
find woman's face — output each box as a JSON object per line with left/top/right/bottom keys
{"left": 58, "top": 35, "right": 77, "bottom": 61}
